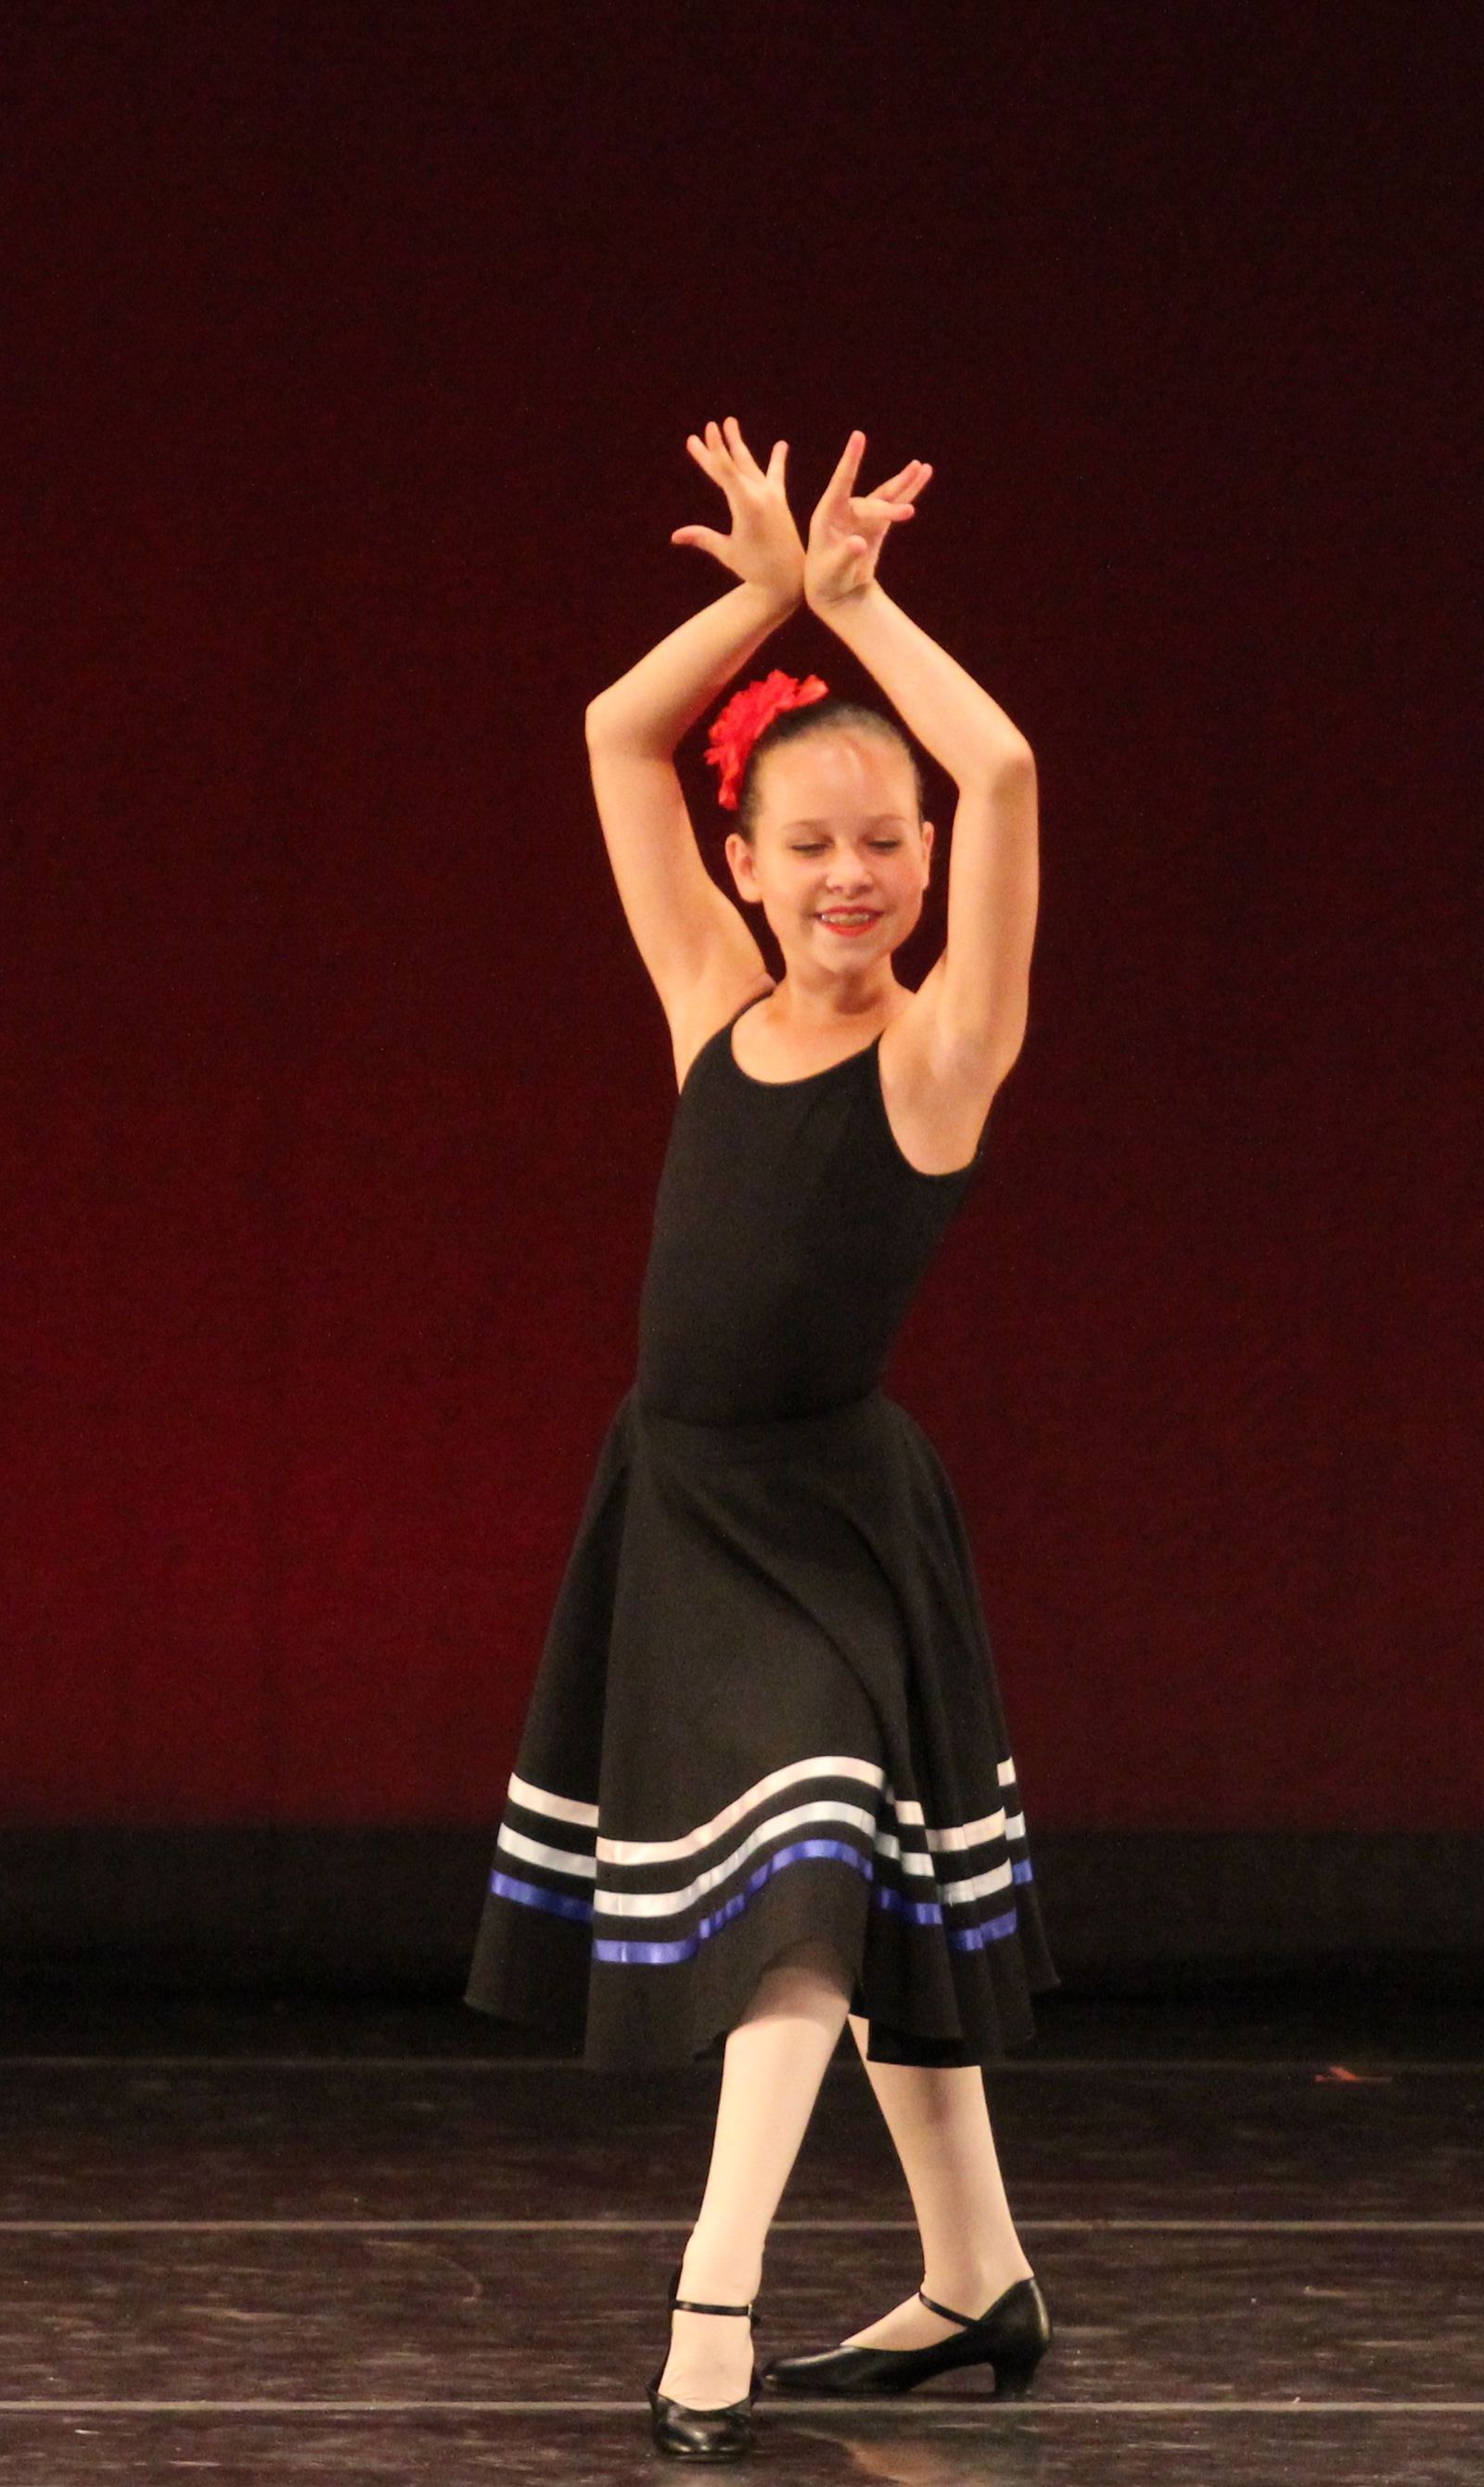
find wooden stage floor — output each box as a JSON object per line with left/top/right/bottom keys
{"left": 1, "top": 1979, "right": 1479, "bottom": 2482}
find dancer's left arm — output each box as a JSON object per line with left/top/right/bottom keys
{"left": 806, "top": 431, "right": 1039, "bottom": 1084}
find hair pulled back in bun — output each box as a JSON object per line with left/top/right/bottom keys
{"left": 711, "top": 686, "right": 927, "bottom": 846}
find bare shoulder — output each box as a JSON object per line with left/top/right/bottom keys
{"left": 667, "top": 961, "right": 778, "bottom": 1092}
{"left": 877, "top": 959, "right": 1015, "bottom": 1175}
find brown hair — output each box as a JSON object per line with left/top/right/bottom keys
{"left": 731, "top": 696, "right": 927, "bottom": 846}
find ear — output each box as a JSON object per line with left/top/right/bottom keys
{"left": 920, "top": 819, "right": 935, "bottom": 875}
{"left": 724, "top": 830, "right": 761, "bottom": 899}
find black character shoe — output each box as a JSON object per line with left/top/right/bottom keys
{"left": 760, "top": 2274, "right": 1052, "bottom": 2398}
{"left": 647, "top": 2260, "right": 763, "bottom": 2458}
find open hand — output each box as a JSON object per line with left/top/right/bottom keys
{"left": 671, "top": 417, "right": 805, "bottom": 608}
{"left": 805, "top": 429, "right": 931, "bottom": 609}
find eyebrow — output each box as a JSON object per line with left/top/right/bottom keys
{"left": 780, "top": 814, "right": 913, "bottom": 831}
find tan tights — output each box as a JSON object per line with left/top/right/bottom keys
{"left": 657, "top": 1937, "right": 1033, "bottom": 2407}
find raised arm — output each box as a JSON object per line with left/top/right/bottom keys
{"left": 804, "top": 430, "right": 1039, "bottom": 1086}
{"left": 584, "top": 420, "right": 803, "bottom": 1046}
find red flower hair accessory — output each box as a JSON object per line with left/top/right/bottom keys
{"left": 704, "top": 669, "right": 829, "bottom": 811}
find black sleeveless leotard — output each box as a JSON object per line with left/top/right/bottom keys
{"left": 466, "top": 997, "right": 1058, "bottom": 2070}
{"left": 636, "top": 1005, "right": 987, "bottom": 1421}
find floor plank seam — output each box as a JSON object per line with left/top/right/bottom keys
{"left": 3, "top": 2215, "right": 1479, "bottom": 2233}
{"left": 4, "top": 2399, "right": 1484, "bottom": 2416}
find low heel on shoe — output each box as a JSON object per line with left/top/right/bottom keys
{"left": 761, "top": 2274, "right": 1052, "bottom": 2399}
{"left": 987, "top": 2344, "right": 1043, "bottom": 2399}
{"left": 647, "top": 2261, "right": 762, "bottom": 2459}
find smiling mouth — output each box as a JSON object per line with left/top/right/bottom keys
{"left": 817, "top": 910, "right": 881, "bottom": 929}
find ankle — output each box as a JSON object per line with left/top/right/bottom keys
{"left": 921, "top": 2249, "right": 1034, "bottom": 2313}
{"left": 677, "top": 2241, "right": 763, "bottom": 2306}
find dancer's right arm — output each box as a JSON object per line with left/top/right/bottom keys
{"left": 585, "top": 420, "right": 801, "bottom": 1042}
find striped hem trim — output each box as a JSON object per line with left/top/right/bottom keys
{"left": 594, "top": 1839, "right": 872, "bottom": 1966}
{"left": 489, "top": 1754, "right": 1034, "bottom": 1958}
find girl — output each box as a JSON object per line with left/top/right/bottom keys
{"left": 465, "top": 418, "right": 1057, "bottom": 2456}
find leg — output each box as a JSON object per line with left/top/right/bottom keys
{"left": 657, "top": 1936, "right": 852, "bottom": 2406}
{"left": 836, "top": 2009, "right": 1035, "bottom": 2352}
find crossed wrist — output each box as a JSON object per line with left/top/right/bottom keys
{"left": 739, "top": 576, "right": 805, "bottom": 621}
{"left": 806, "top": 576, "right": 881, "bottom": 622}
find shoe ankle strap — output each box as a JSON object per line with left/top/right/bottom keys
{"left": 667, "top": 2260, "right": 760, "bottom": 2322}
{"left": 917, "top": 2287, "right": 975, "bottom": 2328}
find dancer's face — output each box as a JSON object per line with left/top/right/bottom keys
{"left": 725, "top": 731, "right": 933, "bottom": 971}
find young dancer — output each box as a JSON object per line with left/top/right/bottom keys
{"left": 465, "top": 417, "right": 1056, "bottom": 2456}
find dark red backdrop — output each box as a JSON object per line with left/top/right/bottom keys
{"left": 5, "top": 5, "right": 1478, "bottom": 1834}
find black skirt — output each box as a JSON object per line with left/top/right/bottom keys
{"left": 465, "top": 1382, "right": 1059, "bottom": 2070}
